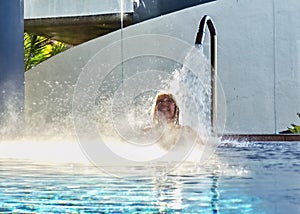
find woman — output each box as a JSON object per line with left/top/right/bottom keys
{"left": 153, "top": 93, "right": 180, "bottom": 126}
{"left": 149, "top": 93, "right": 203, "bottom": 150}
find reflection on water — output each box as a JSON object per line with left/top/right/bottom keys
{"left": 1, "top": 142, "right": 299, "bottom": 213}
{"left": 0, "top": 159, "right": 226, "bottom": 213}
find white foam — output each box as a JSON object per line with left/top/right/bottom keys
{"left": 0, "top": 140, "right": 90, "bottom": 164}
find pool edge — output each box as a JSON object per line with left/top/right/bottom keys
{"left": 221, "top": 134, "right": 300, "bottom": 142}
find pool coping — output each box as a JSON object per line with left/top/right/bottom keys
{"left": 221, "top": 134, "right": 300, "bottom": 142}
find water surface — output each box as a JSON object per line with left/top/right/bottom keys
{"left": 0, "top": 141, "right": 299, "bottom": 213}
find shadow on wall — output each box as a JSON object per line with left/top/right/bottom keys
{"left": 133, "top": 0, "right": 216, "bottom": 22}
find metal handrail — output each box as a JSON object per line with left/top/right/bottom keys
{"left": 195, "top": 15, "right": 217, "bottom": 133}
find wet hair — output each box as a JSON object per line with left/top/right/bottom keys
{"left": 152, "top": 93, "right": 180, "bottom": 126}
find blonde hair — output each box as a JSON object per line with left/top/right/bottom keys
{"left": 152, "top": 93, "right": 180, "bottom": 126}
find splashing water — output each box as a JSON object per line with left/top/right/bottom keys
{"left": 93, "top": 50, "right": 212, "bottom": 141}
{"left": 83, "top": 47, "right": 222, "bottom": 171}
{"left": 0, "top": 35, "right": 225, "bottom": 171}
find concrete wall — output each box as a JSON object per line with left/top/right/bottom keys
{"left": 274, "top": 0, "right": 300, "bottom": 132}
{"left": 25, "top": 0, "right": 300, "bottom": 135}
{"left": 203, "top": 0, "right": 300, "bottom": 133}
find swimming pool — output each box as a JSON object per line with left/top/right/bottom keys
{"left": 0, "top": 141, "right": 299, "bottom": 213}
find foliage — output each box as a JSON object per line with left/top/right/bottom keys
{"left": 288, "top": 113, "right": 300, "bottom": 134}
{"left": 24, "top": 32, "right": 69, "bottom": 71}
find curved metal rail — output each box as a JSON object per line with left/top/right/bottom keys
{"left": 195, "top": 15, "right": 217, "bottom": 133}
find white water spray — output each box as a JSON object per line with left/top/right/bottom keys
{"left": 1, "top": 33, "right": 225, "bottom": 170}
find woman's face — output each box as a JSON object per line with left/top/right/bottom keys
{"left": 156, "top": 95, "right": 176, "bottom": 121}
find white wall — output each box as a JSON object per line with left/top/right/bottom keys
{"left": 25, "top": 0, "right": 300, "bottom": 135}
{"left": 274, "top": 0, "right": 300, "bottom": 132}
{"left": 24, "top": 0, "right": 133, "bottom": 18}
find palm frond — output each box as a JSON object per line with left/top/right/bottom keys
{"left": 24, "top": 32, "right": 70, "bottom": 71}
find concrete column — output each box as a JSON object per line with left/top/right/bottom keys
{"left": 0, "top": 1, "right": 24, "bottom": 128}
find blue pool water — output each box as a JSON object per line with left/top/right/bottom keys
{"left": 0, "top": 141, "right": 299, "bottom": 213}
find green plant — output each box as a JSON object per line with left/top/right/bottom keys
{"left": 24, "top": 32, "right": 69, "bottom": 71}
{"left": 288, "top": 113, "right": 300, "bottom": 133}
